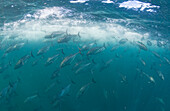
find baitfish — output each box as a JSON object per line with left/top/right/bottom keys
{"left": 119, "top": 38, "right": 128, "bottom": 44}
{"left": 51, "top": 68, "right": 60, "bottom": 80}
{"left": 5, "top": 43, "right": 25, "bottom": 54}
{"left": 76, "top": 79, "right": 96, "bottom": 99}
{"left": 44, "top": 31, "right": 65, "bottom": 39}
{"left": 99, "top": 59, "right": 113, "bottom": 72}
{"left": 152, "top": 51, "right": 161, "bottom": 58}
{"left": 75, "top": 62, "right": 91, "bottom": 74}
{"left": 79, "top": 42, "right": 96, "bottom": 52}
{"left": 157, "top": 71, "right": 164, "bottom": 80}
{"left": 24, "top": 94, "right": 38, "bottom": 103}
{"left": 60, "top": 51, "right": 81, "bottom": 68}
{"left": 135, "top": 41, "right": 147, "bottom": 51}
{"left": 37, "top": 46, "right": 50, "bottom": 56}
{"left": 14, "top": 52, "right": 33, "bottom": 69}
{"left": 45, "top": 54, "right": 59, "bottom": 66}
{"left": 87, "top": 43, "right": 106, "bottom": 56}
{"left": 147, "top": 40, "right": 152, "bottom": 46}
{"left": 58, "top": 84, "right": 71, "bottom": 98}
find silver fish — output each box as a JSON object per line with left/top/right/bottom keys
{"left": 119, "top": 38, "right": 128, "bottom": 44}
{"left": 147, "top": 40, "right": 152, "bottom": 46}
{"left": 75, "top": 63, "right": 91, "bottom": 74}
{"left": 44, "top": 31, "right": 65, "bottom": 39}
{"left": 5, "top": 43, "right": 25, "bottom": 53}
{"left": 79, "top": 42, "right": 96, "bottom": 51}
{"left": 157, "top": 71, "right": 164, "bottom": 80}
{"left": 87, "top": 43, "right": 106, "bottom": 55}
{"left": 45, "top": 54, "right": 59, "bottom": 66}
{"left": 99, "top": 59, "right": 113, "bottom": 72}
{"left": 136, "top": 41, "right": 147, "bottom": 51}
{"left": 57, "top": 34, "right": 72, "bottom": 43}
{"left": 60, "top": 52, "right": 80, "bottom": 68}
{"left": 76, "top": 82, "right": 91, "bottom": 99}
{"left": 163, "top": 57, "right": 170, "bottom": 64}
{"left": 24, "top": 94, "right": 38, "bottom": 103}
{"left": 152, "top": 51, "right": 160, "bottom": 58}
{"left": 37, "top": 46, "right": 50, "bottom": 56}
{"left": 51, "top": 68, "right": 60, "bottom": 80}
{"left": 142, "top": 72, "right": 155, "bottom": 84}
{"left": 139, "top": 58, "right": 146, "bottom": 66}
{"left": 14, "top": 54, "right": 32, "bottom": 69}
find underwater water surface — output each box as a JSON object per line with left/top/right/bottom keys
{"left": 0, "top": 0, "right": 170, "bottom": 111}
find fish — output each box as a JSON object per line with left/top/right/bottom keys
{"left": 103, "top": 89, "right": 108, "bottom": 100}
{"left": 142, "top": 72, "right": 155, "bottom": 84}
{"left": 157, "top": 41, "right": 162, "bottom": 47}
{"left": 72, "top": 61, "right": 83, "bottom": 70}
{"left": 147, "top": 40, "right": 152, "bottom": 46}
{"left": 14, "top": 53, "right": 32, "bottom": 69}
{"left": 60, "top": 51, "right": 81, "bottom": 68}
{"left": 56, "top": 48, "right": 65, "bottom": 55}
{"left": 24, "top": 94, "right": 38, "bottom": 103}
{"left": 57, "top": 32, "right": 79, "bottom": 43}
{"left": 119, "top": 38, "right": 128, "bottom": 44}
{"left": 152, "top": 51, "right": 161, "bottom": 58}
{"left": 37, "top": 46, "right": 50, "bottom": 56}
{"left": 59, "top": 84, "right": 71, "bottom": 98}
{"left": 44, "top": 31, "right": 65, "bottom": 39}
{"left": 45, "top": 82, "right": 56, "bottom": 93}
{"left": 163, "top": 57, "right": 170, "bottom": 64}
{"left": 119, "top": 73, "right": 127, "bottom": 84}
{"left": 51, "top": 84, "right": 71, "bottom": 107}
{"left": 135, "top": 41, "right": 147, "bottom": 51}
{"left": 87, "top": 43, "right": 106, "bottom": 56}
{"left": 0, "top": 62, "right": 11, "bottom": 73}
{"left": 99, "top": 59, "right": 113, "bottom": 72}
{"left": 0, "top": 78, "right": 20, "bottom": 102}
{"left": 51, "top": 68, "right": 60, "bottom": 80}
{"left": 110, "top": 45, "right": 119, "bottom": 52}
{"left": 76, "top": 79, "right": 95, "bottom": 99}
{"left": 139, "top": 58, "right": 146, "bottom": 66}
{"left": 57, "top": 35, "right": 72, "bottom": 43}
{"left": 157, "top": 71, "right": 164, "bottom": 80}
{"left": 156, "top": 97, "right": 165, "bottom": 105}
{"left": 75, "top": 63, "right": 92, "bottom": 74}
{"left": 5, "top": 42, "right": 25, "bottom": 54}
{"left": 79, "top": 42, "right": 96, "bottom": 52}
{"left": 45, "top": 54, "right": 59, "bottom": 66}
{"left": 32, "top": 60, "right": 39, "bottom": 66}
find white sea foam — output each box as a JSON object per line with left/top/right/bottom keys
{"left": 119, "top": 0, "right": 160, "bottom": 12}
{"left": 102, "top": 0, "right": 114, "bottom": 4}
{"left": 70, "top": 0, "right": 89, "bottom": 3}
{"left": 2, "top": 6, "right": 165, "bottom": 48}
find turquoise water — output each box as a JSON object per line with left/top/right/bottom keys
{"left": 0, "top": 0, "right": 170, "bottom": 111}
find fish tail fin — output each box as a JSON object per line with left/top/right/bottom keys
{"left": 71, "top": 79, "right": 76, "bottom": 84}
{"left": 92, "top": 59, "right": 96, "bottom": 64}
{"left": 9, "top": 81, "right": 13, "bottom": 87}
{"left": 78, "top": 32, "right": 81, "bottom": 38}
{"left": 92, "top": 78, "right": 96, "bottom": 84}
{"left": 61, "top": 49, "right": 65, "bottom": 55}
{"left": 30, "top": 51, "right": 35, "bottom": 58}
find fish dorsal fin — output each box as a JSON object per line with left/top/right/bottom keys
{"left": 92, "top": 78, "right": 96, "bottom": 84}
{"left": 78, "top": 32, "right": 81, "bottom": 38}
{"left": 9, "top": 81, "right": 13, "bottom": 87}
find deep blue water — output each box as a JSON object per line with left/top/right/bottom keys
{"left": 0, "top": 0, "right": 170, "bottom": 111}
